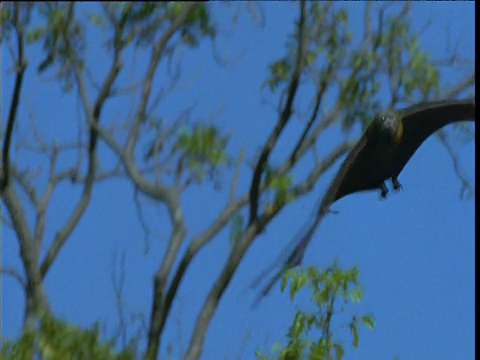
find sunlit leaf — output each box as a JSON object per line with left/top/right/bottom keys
{"left": 362, "top": 315, "right": 375, "bottom": 330}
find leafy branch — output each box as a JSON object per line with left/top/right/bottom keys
{"left": 257, "top": 264, "right": 374, "bottom": 360}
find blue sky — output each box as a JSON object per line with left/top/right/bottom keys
{"left": 2, "top": 2, "right": 474, "bottom": 359}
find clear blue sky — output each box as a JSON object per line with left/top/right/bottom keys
{"left": 2, "top": 3, "right": 474, "bottom": 359}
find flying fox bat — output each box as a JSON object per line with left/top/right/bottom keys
{"left": 256, "top": 99, "right": 475, "bottom": 298}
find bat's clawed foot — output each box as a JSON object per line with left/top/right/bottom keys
{"left": 392, "top": 177, "right": 403, "bottom": 192}
{"left": 380, "top": 183, "right": 389, "bottom": 200}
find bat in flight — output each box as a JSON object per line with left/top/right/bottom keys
{"left": 255, "top": 99, "right": 475, "bottom": 299}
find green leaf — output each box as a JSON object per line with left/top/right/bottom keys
{"left": 272, "top": 342, "right": 282, "bottom": 352}
{"left": 86, "top": 11, "right": 103, "bottom": 26}
{"left": 298, "top": 272, "right": 307, "bottom": 290}
{"left": 289, "top": 278, "right": 297, "bottom": 300}
{"left": 281, "top": 271, "right": 289, "bottom": 292}
{"left": 362, "top": 315, "right": 375, "bottom": 330}
{"left": 350, "top": 320, "right": 359, "bottom": 348}
{"left": 254, "top": 350, "right": 269, "bottom": 360}
{"left": 171, "top": 123, "right": 229, "bottom": 184}
{"left": 332, "top": 343, "right": 345, "bottom": 359}
{"left": 349, "top": 286, "right": 363, "bottom": 303}
{"left": 26, "top": 26, "right": 46, "bottom": 44}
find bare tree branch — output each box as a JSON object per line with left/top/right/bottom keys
{"left": 126, "top": 4, "right": 197, "bottom": 156}
{"left": 2, "top": 181, "right": 50, "bottom": 327}
{"left": 442, "top": 72, "right": 475, "bottom": 100}
{"left": 1, "top": 266, "right": 27, "bottom": 290}
{"left": 437, "top": 129, "right": 474, "bottom": 200}
{"left": 1, "top": 4, "right": 26, "bottom": 193}
{"left": 1, "top": 4, "right": 52, "bottom": 329}
{"left": 183, "top": 221, "right": 262, "bottom": 360}
{"left": 40, "top": 6, "right": 123, "bottom": 278}
{"left": 11, "top": 166, "right": 41, "bottom": 208}
{"left": 288, "top": 66, "right": 331, "bottom": 166}
{"left": 111, "top": 247, "right": 128, "bottom": 348}
{"left": 229, "top": 148, "right": 245, "bottom": 204}
{"left": 248, "top": 0, "right": 307, "bottom": 225}
{"left": 183, "top": 140, "right": 354, "bottom": 360}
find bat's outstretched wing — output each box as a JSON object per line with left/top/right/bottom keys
{"left": 327, "top": 127, "right": 384, "bottom": 203}
{"left": 282, "top": 131, "right": 375, "bottom": 267}
{"left": 255, "top": 129, "right": 374, "bottom": 298}
{"left": 391, "top": 100, "right": 475, "bottom": 179}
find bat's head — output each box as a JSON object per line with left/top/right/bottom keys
{"left": 372, "top": 110, "right": 399, "bottom": 142}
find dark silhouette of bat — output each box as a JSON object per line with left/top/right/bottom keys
{"left": 255, "top": 99, "right": 475, "bottom": 300}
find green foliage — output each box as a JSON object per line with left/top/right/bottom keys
{"left": 262, "top": 3, "right": 442, "bottom": 131}
{"left": 182, "top": 3, "right": 216, "bottom": 43}
{"left": 263, "top": 59, "right": 292, "bottom": 92}
{"left": 1, "top": 312, "right": 135, "bottom": 360}
{"left": 258, "top": 264, "right": 374, "bottom": 360}
{"left": 102, "top": 3, "right": 215, "bottom": 48}
{"left": 172, "top": 123, "right": 230, "bottom": 185}
{"left": 10, "top": 3, "right": 83, "bottom": 92}
{"left": 262, "top": 4, "right": 353, "bottom": 92}
{"left": 38, "top": 4, "right": 81, "bottom": 71}
{"left": 380, "top": 12, "right": 440, "bottom": 100}
{"left": 1, "top": 3, "right": 35, "bottom": 40}
{"left": 338, "top": 47, "right": 382, "bottom": 131}
{"left": 306, "top": 5, "right": 352, "bottom": 65}
{"left": 263, "top": 169, "right": 294, "bottom": 215}
{"left": 4, "top": 3, "right": 216, "bottom": 92}
{"left": 402, "top": 38, "right": 439, "bottom": 99}
{"left": 116, "top": 2, "right": 216, "bottom": 48}
{"left": 340, "top": 8, "right": 440, "bottom": 131}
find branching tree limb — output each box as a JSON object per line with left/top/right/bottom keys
{"left": 1, "top": 4, "right": 51, "bottom": 330}
{"left": 183, "top": 140, "right": 355, "bottom": 359}
{"left": 0, "top": 267, "right": 27, "bottom": 290}
{"left": 39, "top": 9, "right": 124, "bottom": 279}
{"left": 248, "top": 0, "right": 307, "bottom": 225}
{"left": 1, "top": 4, "right": 26, "bottom": 193}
